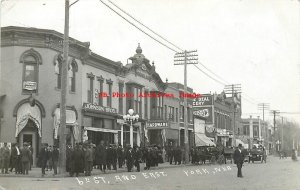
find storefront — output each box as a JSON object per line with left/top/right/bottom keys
{"left": 82, "top": 103, "right": 118, "bottom": 146}
{"left": 146, "top": 121, "right": 169, "bottom": 147}
{"left": 13, "top": 97, "right": 46, "bottom": 166}
{"left": 52, "top": 105, "right": 79, "bottom": 147}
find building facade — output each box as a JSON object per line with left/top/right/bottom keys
{"left": 192, "top": 91, "right": 242, "bottom": 147}
{"left": 240, "top": 116, "right": 272, "bottom": 152}
{"left": 0, "top": 26, "right": 196, "bottom": 159}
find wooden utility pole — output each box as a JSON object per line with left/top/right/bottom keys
{"left": 224, "top": 84, "right": 241, "bottom": 147}
{"left": 59, "top": 0, "right": 70, "bottom": 174}
{"left": 258, "top": 103, "right": 270, "bottom": 148}
{"left": 270, "top": 110, "right": 280, "bottom": 154}
{"left": 174, "top": 50, "right": 198, "bottom": 164}
{"left": 281, "top": 116, "right": 284, "bottom": 151}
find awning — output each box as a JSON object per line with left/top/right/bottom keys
{"left": 16, "top": 103, "right": 41, "bottom": 137}
{"left": 53, "top": 108, "right": 78, "bottom": 140}
{"left": 195, "top": 133, "right": 216, "bottom": 147}
{"left": 84, "top": 126, "right": 118, "bottom": 134}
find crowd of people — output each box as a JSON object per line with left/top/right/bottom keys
{"left": 0, "top": 142, "right": 34, "bottom": 175}
{"left": 65, "top": 140, "right": 166, "bottom": 177}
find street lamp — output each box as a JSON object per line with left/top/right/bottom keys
{"left": 123, "top": 109, "right": 139, "bottom": 148}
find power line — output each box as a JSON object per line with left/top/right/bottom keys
{"left": 193, "top": 64, "right": 227, "bottom": 86}
{"left": 98, "top": 0, "right": 261, "bottom": 106}
{"left": 98, "top": 0, "right": 178, "bottom": 53}
{"left": 107, "top": 0, "right": 183, "bottom": 52}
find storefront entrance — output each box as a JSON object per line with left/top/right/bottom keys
{"left": 18, "top": 119, "right": 39, "bottom": 167}
{"left": 149, "top": 129, "right": 162, "bottom": 146}
{"left": 87, "top": 130, "right": 115, "bottom": 146}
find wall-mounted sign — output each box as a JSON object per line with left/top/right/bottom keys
{"left": 192, "top": 94, "right": 213, "bottom": 107}
{"left": 83, "top": 103, "right": 117, "bottom": 114}
{"left": 194, "top": 118, "right": 205, "bottom": 134}
{"left": 23, "top": 81, "right": 37, "bottom": 90}
{"left": 147, "top": 121, "right": 168, "bottom": 129}
{"left": 193, "top": 106, "right": 213, "bottom": 123}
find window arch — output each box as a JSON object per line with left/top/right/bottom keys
{"left": 20, "top": 48, "right": 42, "bottom": 94}
{"left": 54, "top": 54, "right": 63, "bottom": 89}
{"left": 68, "top": 59, "right": 78, "bottom": 92}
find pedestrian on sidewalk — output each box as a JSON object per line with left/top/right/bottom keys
{"left": 84, "top": 143, "right": 93, "bottom": 176}
{"left": 52, "top": 145, "right": 59, "bottom": 176}
{"left": 1, "top": 142, "right": 10, "bottom": 174}
{"left": 10, "top": 143, "right": 21, "bottom": 174}
{"left": 21, "top": 142, "right": 31, "bottom": 175}
{"left": 125, "top": 146, "right": 134, "bottom": 172}
{"left": 39, "top": 143, "right": 49, "bottom": 177}
{"left": 233, "top": 144, "right": 245, "bottom": 178}
{"left": 95, "top": 140, "right": 107, "bottom": 173}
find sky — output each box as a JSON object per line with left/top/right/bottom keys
{"left": 1, "top": 0, "right": 299, "bottom": 124}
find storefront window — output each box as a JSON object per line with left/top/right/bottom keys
{"left": 123, "top": 125, "right": 130, "bottom": 146}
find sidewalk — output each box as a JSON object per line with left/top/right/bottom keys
{"left": 0, "top": 162, "right": 194, "bottom": 178}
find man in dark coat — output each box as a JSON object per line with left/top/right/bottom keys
{"left": 144, "top": 147, "right": 151, "bottom": 170}
{"left": 107, "top": 145, "right": 117, "bottom": 171}
{"left": 125, "top": 146, "right": 134, "bottom": 172}
{"left": 21, "top": 143, "right": 31, "bottom": 175}
{"left": 39, "top": 143, "right": 49, "bottom": 176}
{"left": 1, "top": 142, "right": 10, "bottom": 174}
{"left": 52, "top": 145, "right": 59, "bottom": 176}
{"left": 95, "top": 140, "right": 107, "bottom": 173}
{"left": 133, "top": 146, "right": 141, "bottom": 172}
{"left": 117, "top": 145, "right": 124, "bottom": 168}
{"left": 71, "top": 143, "right": 84, "bottom": 177}
{"left": 233, "top": 144, "right": 245, "bottom": 178}
{"left": 168, "top": 146, "right": 174, "bottom": 165}
{"left": 10, "top": 143, "right": 21, "bottom": 174}
{"left": 84, "top": 143, "right": 93, "bottom": 176}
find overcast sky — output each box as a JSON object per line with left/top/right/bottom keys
{"left": 1, "top": 0, "right": 299, "bottom": 124}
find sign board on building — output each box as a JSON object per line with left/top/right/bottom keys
{"left": 147, "top": 121, "right": 168, "bottom": 129}
{"left": 193, "top": 106, "right": 213, "bottom": 123}
{"left": 192, "top": 94, "right": 213, "bottom": 107}
{"left": 83, "top": 103, "right": 117, "bottom": 114}
{"left": 194, "top": 117, "right": 205, "bottom": 134}
{"left": 23, "top": 81, "right": 37, "bottom": 90}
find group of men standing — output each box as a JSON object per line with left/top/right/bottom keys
{"left": 166, "top": 146, "right": 183, "bottom": 165}
{"left": 65, "top": 141, "right": 167, "bottom": 177}
{"left": 0, "top": 142, "right": 33, "bottom": 175}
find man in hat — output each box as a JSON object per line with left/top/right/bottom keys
{"left": 21, "top": 142, "right": 31, "bottom": 175}
{"left": 39, "top": 143, "right": 49, "bottom": 177}
{"left": 233, "top": 144, "right": 245, "bottom": 178}
{"left": 1, "top": 142, "right": 10, "bottom": 174}
{"left": 10, "top": 143, "right": 21, "bottom": 174}
{"left": 52, "top": 145, "right": 59, "bottom": 176}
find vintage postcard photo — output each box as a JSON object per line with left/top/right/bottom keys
{"left": 0, "top": 0, "right": 299, "bottom": 189}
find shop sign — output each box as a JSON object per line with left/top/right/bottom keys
{"left": 147, "top": 121, "right": 168, "bottom": 129}
{"left": 192, "top": 94, "right": 213, "bottom": 107}
{"left": 83, "top": 103, "right": 117, "bottom": 114}
{"left": 23, "top": 81, "right": 37, "bottom": 90}
{"left": 193, "top": 106, "right": 213, "bottom": 123}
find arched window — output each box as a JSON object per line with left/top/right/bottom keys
{"left": 69, "top": 59, "right": 78, "bottom": 92}
{"left": 54, "top": 54, "right": 63, "bottom": 89}
{"left": 20, "top": 49, "right": 42, "bottom": 94}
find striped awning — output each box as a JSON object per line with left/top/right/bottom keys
{"left": 195, "top": 133, "right": 216, "bottom": 147}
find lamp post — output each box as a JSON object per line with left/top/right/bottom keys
{"left": 123, "top": 109, "right": 139, "bottom": 148}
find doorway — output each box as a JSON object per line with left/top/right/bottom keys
{"left": 18, "top": 119, "right": 39, "bottom": 167}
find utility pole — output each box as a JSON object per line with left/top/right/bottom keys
{"left": 270, "top": 110, "right": 280, "bottom": 154}
{"left": 258, "top": 103, "right": 270, "bottom": 149}
{"left": 281, "top": 116, "right": 284, "bottom": 151}
{"left": 59, "top": 0, "right": 70, "bottom": 174}
{"left": 174, "top": 50, "right": 198, "bottom": 164}
{"left": 224, "top": 84, "right": 241, "bottom": 147}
